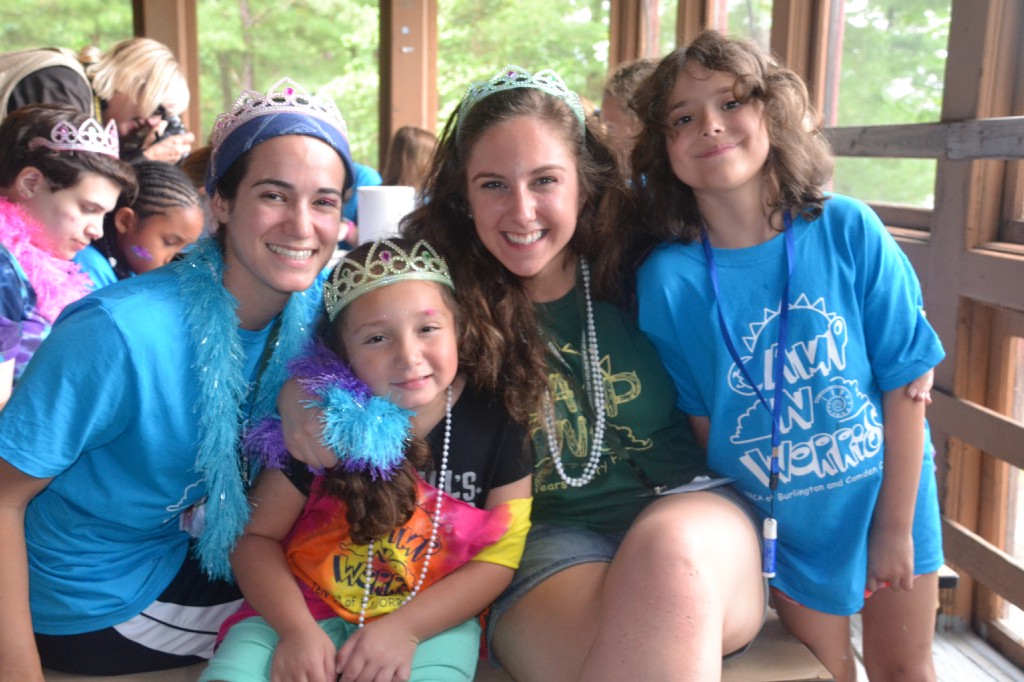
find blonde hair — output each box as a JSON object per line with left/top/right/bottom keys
{"left": 88, "top": 38, "right": 189, "bottom": 116}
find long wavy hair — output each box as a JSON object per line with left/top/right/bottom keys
{"left": 401, "top": 83, "right": 631, "bottom": 426}
{"left": 630, "top": 29, "right": 834, "bottom": 253}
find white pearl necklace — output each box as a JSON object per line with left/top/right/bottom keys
{"left": 358, "top": 385, "right": 452, "bottom": 628}
{"left": 543, "top": 259, "right": 606, "bottom": 488}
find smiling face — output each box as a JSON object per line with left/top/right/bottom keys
{"left": 465, "top": 115, "right": 580, "bottom": 302}
{"left": 212, "top": 134, "right": 345, "bottom": 328}
{"left": 340, "top": 279, "right": 458, "bottom": 417}
{"left": 115, "top": 203, "right": 205, "bottom": 274}
{"left": 18, "top": 169, "right": 121, "bottom": 259}
{"left": 664, "top": 64, "right": 770, "bottom": 206}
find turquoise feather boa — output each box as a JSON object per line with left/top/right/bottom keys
{"left": 175, "top": 238, "right": 315, "bottom": 579}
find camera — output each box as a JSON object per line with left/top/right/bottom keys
{"left": 120, "top": 105, "right": 190, "bottom": 161}
{"left": 155, "top": 105, "right": 188, "bottom": 141}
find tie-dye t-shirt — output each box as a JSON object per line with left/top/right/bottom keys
{"left": 286, "top": 478, "right": 530, "bottom": 622}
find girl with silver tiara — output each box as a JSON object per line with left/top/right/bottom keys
{"left": 0, "top": 103, "right": 135, "bottom": 402}
{"left": 0, "top": 78, "right": 352, "bottom": 678}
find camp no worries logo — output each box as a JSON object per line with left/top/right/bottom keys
{"left": 727, "top": 295, "right": 883, "bottom": 495}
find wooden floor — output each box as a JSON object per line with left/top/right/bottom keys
{"left": 851, "top": 615, "right": 1024, "bottom": 681}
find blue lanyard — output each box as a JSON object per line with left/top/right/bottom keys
{"left": 700, "top": 214, "right": 793, "bottom": 577}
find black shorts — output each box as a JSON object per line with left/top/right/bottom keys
{"left": 36, "top": 545, "right": 243, "bottom": 675}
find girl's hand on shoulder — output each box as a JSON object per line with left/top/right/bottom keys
{"left": 335, "top": 616, "right": 418, "bottom": 682}
{"left": 905, "top": 369, "right": 934, "bottom": 405}
{"left": 270, "top": 624, "right": 338, "bottom": 682}
{"left": 866, "top": 523, "right": 915, "bottom": 594}
{"left": 277, "top": 378, "right": 338, "bottom": 468}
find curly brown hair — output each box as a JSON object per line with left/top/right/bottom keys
{"left": 401, "top": 82, "right": 632, "bottom": 426}
{"left": 630, "top": 29, "right": 833, "bottom": 253}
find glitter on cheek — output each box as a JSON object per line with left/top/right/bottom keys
{"left": 130, "top": 245, "right": 154, "bottom": 260}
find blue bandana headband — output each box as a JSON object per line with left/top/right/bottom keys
{"left": 205, "top": 78, "right": 355, "bottom": 196}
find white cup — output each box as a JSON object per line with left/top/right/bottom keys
{"left": 356, "top": 185, "right": 416, "bottom": 243}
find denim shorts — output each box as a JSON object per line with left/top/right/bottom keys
{"left": 485, "top": 483, "right": 767, "bottom": 664}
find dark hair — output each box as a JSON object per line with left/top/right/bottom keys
{"left": 94, "top": 160, "right": 200, "bottom": 279}
{"left": 630, "top": 29, "right": 834, "bottom": 251}
{"left": 402, "top": 85, "right": 630, "bottom": 425}
{"left": 0, "top": 103, "right": 137, "bottom": 196}
{"left": 381, "top": 126, "right": 437, "bottom": 194}
{"left": 603, "top": 58, "right": 657, "bottom": 110}
{"left": 313, "top": 238, "right": 458, "bottom": 544}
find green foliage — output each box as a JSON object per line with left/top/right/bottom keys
{"left": 833, "top": 1, "right": 951, "bottom": 207}
{"left": 0, "top": 0, "right": 951, "bottom": 208}
{"left": 0, "top": 0, "right": 131, "bottom": 50}
{"left": 436, "top": 0, "right": 609, "bottom": 126}
{"left": 195, "top": 0, "right": 381, "bottom": 165}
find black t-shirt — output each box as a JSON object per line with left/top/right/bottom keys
{"left": 9, "top": 65, "right": 93, "bottom": 116}
{"left": 286, "top": 383, "right": 531, "bottom": 509}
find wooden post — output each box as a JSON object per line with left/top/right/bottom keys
{"left": 379, "top": 0, "right": 437, "bottom": 170}
{"left": 131, "top": 0, "right": 200, "bottom": 134}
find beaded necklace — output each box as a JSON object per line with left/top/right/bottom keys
{"left": 358, "top": 384, "right": 452, "bottom": 627}
{"left": 542, "top": 259, "right": 607, "bottom": 488}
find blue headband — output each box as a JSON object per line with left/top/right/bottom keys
{"left": 204, "top": 111, "right": 354, "bottom": 197}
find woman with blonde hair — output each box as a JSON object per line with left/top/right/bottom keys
{"left": 1, "top": 37, "right": 193, "bottom": 164}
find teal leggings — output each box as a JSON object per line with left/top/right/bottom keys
{"left": 199, "top": 615, "right": 480, "bottom": 682}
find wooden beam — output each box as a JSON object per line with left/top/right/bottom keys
{"left": 826, "top": 117, "right": 1024, "bottom": 161}
{"left": 379, "top": 0, "right": 437, "bottom": 170}
{"left": 675, "top": 1, "right": 709, "bottom": 47}
{"left": 929, "top": 391, "right": 1024, "bottom": 470}
{"left": 769, "top": 0, "right": 832, "bottom": 113}
{"left": 130, "top": 0, "right": 199, "bottom": 135}
{"left": 943, "top": 517, "right": 1024, "bottom": 609}
{"left": 609, "top": 0, "right": 659, "bottom": 66}
{"left": 962, "top": 249, "right": 1024, "bottom": 312}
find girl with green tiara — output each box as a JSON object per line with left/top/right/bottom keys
{"left": 202, "top": 238, "right": 531, "bottom": 682}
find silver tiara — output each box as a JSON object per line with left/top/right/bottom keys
{"left": 30, "top": 118, "right": 120, "bottom": 158}
{"left": 209, "top": 78, "right": 349, "bottom": 157}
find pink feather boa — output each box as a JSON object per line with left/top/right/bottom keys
{"left": 0, "top": 198, "right": 93, "bottom": 323}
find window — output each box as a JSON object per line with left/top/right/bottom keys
{"left": 0, "top": 1, "right": 132, "bottom": 52}
{"left": 195, "top": 0, "right": 380, "bottom": 165}
{"left": 829, "top": 0, "right": 952, "bottom": 210}
{"left": 437, "top": 0, "right": 610, "bottom": 119}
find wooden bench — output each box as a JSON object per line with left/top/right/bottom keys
{"left": 472, "top": 610, "right": 833, "bottom": 681}
{"left": 46, "top": 610, "right": 828, "bottom": 682}
{"left": 43, "top": 566, "right": 965, "bottom": 681}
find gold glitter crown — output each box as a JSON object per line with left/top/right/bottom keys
{"left": 209, "top": 77, "right": 349, "bottom": 160}
{"left": 458, "top": 65, "right": 585, "bottom": 137}
{"left": 324, "top": 239, "right": 455, "bottom": 321}
{"left": 29, "top": 118, "right": 119, "bottom": 158}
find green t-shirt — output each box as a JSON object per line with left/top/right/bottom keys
{"left": 530, "top": 284, "right": 707, "bottom": 532}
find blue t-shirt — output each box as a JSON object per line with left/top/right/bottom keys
{"left": 637, "top": 194, "right": 945, "bottom": 615}
{"left": 73, "top": 243, "right": 119, "bottom": 290}
{"left": 342, "top": 161, "right": 382, "bottom": 223}
{"left": 0, "top": 265, "right": 316, "bottom": 634}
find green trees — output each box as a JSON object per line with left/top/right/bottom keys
{"left": 0, "top": 0, "right": 950, "bottom": 206}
